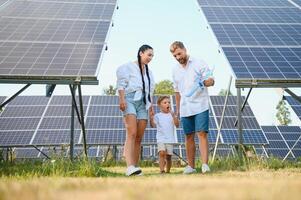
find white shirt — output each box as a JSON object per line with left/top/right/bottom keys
{"left": 116, "top": 62, "right": 155, "bottom": 109}
{"left": 154, "top": 112, "right": 176, "bottom": 143}
{"left": 172, "top": 57, "right": 213, "bottom": 117}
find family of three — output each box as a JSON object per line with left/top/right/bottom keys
{"left": 116, "top": 41, "right": 215, "bottom": 176}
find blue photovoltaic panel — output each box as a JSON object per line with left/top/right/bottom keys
{"left": 88, "top": 106, "right": 121, "bottom": 116}
{"left": 222, "top": 130, "right": 268, "bottom": 144}
{"left": 15, "top": 148, "right": 40, "bottom": 159}
{"left": 260, "top": 126, "right": 301, "bottom": 159}
{"left": 1, "top": 106, "right": 46, "bottom": 117}
{"left": 197, "top": 1, "right": 301, "bottom": 86}
{"left": 50, "top": 96, "right": 90, "bottom": 105}
{"left": 0, "top": 0, "right": 117, "bottom": 83}
{"left": 285, "top": 96, "right": 301, "bottom": 119}
{"left": 45, "top": 106, "right": 88, "bottom": 116}
{"left": 210, "top": 96, "right": 267, "bottom": 145}
{"left": 202, "top": 7, "right": 301, "bottom": 23}
{"left": 211, "top": 24, "right": 301, "bottom": 46}
{"left": 198, "top": 0, "right": 294, "bottom": 7}
{"left": 223, "top": 47, "right": 301, "bottom": 79}
{"left": 90, "top": 96, "right": 119, "bottom": 105}
{"left": 293, "top": 0, "right": 301, "bottom": 6}
{"left": 86, "top": 130, "right": 125, "bottom": 145}
{"left": 86, "top": 117, "right": 123, "bottom": 129}
{"left": 277, "top": 126, "right": 301, "bottom": 158}
{"left": 32, "top": 130, "right": 81, "bottom": 145}
{"left": 39, "top": 117, "right": 81, "bottom": 129}
{"left": 5, "top": 96, "right": 50, "bottom": 105}
{"left": 142, "top": 129, "right": 157, "bottom": 144}
{"left": 0, "top": 131, "right": 35, "bottom": 146}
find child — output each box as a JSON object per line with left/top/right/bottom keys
{"left": 150, "top": 96, "right": 179, "bottom": 173}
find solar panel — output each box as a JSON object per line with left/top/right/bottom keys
{"left": 198, "top": 0, "right": 295, "bottom": 7}
{"left": 261, "top": 126, "right": 301, "bottom": 159}
{"left": 223, "top": 47, "right": 301, "bottom": 79}
{"left": 293, "top": 0, "right": 301, "bottom": 6}
{"left": 197, "top": 1, "right": 301, "bottom": 87}
{"left": 32, "top": 130, "right": 81, "bottom": 145}
{"left": 211, "top": 24, "right": 301, "bottom": 46}
{"left": 0, "top": 131, "right": 35, "bottom": 146}
{"left": 0, "top": 0, "right": 117, "bottom": 84}
{"left": 86, "top": 130, "right": 125, "bottom": 145}
{"left": 0, "top": 0, "right": 9, "bottom": 7}
{"left": 210, "top": 96, "right": 267, "bottom": 145}
{"left": 285, "top": 96, "right": 301, "bottom": 120}
{"left": 15, "top": 147, "right": 40, "bottom": 159}
{"left": 202, "top": 7, "right": 301, "bottom": 23}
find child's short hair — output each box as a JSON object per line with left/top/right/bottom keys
{"left": 157, "top": 96, "right": 170, "bottom": 105}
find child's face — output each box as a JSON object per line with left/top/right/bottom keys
{"left": 159, "top": 98, "right": 171, "bottom": 113}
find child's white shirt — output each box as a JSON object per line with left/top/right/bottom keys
{"left": 154, "top": 112, "right": 176, "bottom": 143}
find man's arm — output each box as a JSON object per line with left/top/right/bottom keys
{"left": 175, "top": 92, "right": 181, "bottom": 118}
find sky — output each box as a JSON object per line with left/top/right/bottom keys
{"left": 0, "top": 0, "right": 300, "bottom": 126}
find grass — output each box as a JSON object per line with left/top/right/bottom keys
{"left": 0, "top": 157, "right": 301, "bottom": 200}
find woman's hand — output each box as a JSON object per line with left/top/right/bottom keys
{"left": 149, "top": 105, "right": 154, "bottom": 117}
{"left": 119, "top": 98, "right": 126, "bottom": 112}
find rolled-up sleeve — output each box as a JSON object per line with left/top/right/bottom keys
{"left": 116, "top": 65, "right": 129, "bottom": 90}
{"left": 172, "top": 69, "right": 179, "bottom": 92}
{"left": 150, "top": 70, "right": 155, "bottom": 95}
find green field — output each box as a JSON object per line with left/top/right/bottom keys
{"left": 0, "top": 158, "right": 301, "bottom": 200}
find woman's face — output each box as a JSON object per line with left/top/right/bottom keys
{"left": 140, "top": 49, "right": 154, "bottom": 64}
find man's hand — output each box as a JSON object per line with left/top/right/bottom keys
{"left": 203, "top": 78, "right": 214, "bottom": 87}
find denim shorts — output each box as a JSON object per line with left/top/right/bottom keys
{"left": 123, "top": 92, "right": 148, "bottom": 120}
{"left": 181, "top": 110, "right": 209, "bottom": 135}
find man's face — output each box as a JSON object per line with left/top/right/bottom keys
{"left": 171, "top": 48, "right": 188, "bottom": 65}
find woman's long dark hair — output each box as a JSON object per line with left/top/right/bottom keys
{"left": 137, "top": 44, "right": 152, "bottom": 104}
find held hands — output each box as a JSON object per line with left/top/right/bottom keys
{"left": 119, "top": 98, "right": 126, "bottom": 112}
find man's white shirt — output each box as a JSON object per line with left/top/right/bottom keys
{"left": 172, "top": 57, "right": 212, "bottom": 117}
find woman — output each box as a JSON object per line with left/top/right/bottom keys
{"left": 116, "top": 44, "right": 155, "bottom": 176}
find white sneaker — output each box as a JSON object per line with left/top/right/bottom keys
{"left": 201, "top": 164, "right": 210, "bottom": 173}
{"left": 125, "top": 165, "right": 142, "bottom": 176}
{"left": 183, "top": 165, "right": 197, "bottom": 174}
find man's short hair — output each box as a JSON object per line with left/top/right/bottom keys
{"left": 157, "top": 95, "right": 170, "bottom": 105}
{"left": 170, "top": 41, "right": 185, "bottom": 53}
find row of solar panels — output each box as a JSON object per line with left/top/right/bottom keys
{"left": 0, "top": 95, "right": 301, "bottom": 159}
{"left": 0, "top": 95, "right": 267, "bottom": 146}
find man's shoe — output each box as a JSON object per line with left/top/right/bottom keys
{"left": 183, "top": 165, "right": 197, "bottom": 174}
{"left": 125, "top": 165, "right": 142, "bottom": 176}
{"left": 201, "top": 164, "right": 210, "bottom": 173}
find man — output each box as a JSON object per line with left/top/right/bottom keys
{"left": 170, "top": 41, "right": 214, "bottom": 174}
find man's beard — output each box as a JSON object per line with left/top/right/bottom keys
{"left": 178, "top": 56, "right": 188, "bottom": 65}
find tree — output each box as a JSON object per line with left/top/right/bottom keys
{"left": 276, "top": 100, "right": 291, "bottom": 125}
{"left": 154, "top": 80, "right": 174, "bottom": 95}
{"left": 103, "top": 85, "right": 117, "bottom": 95}
{"left": 218, "top": 89, "right": 233, "bottom": 96}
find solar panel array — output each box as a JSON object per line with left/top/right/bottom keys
{"left": 0, "top": 0, "right": 117, "bottom": 84}
{"left": 210, "top": 96, "right": 268, "bottom": 145}
{"left": 197, "top": 0, "right": 301, "bottom": 84}
{"left": 3, "top": 95, "right": 300, "bottom": 160}
{"left": 260, "top": 126, "right": 301, "bottom": 159}
{"left": 285, "top": 96, "right": 301, "bottom": 120}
